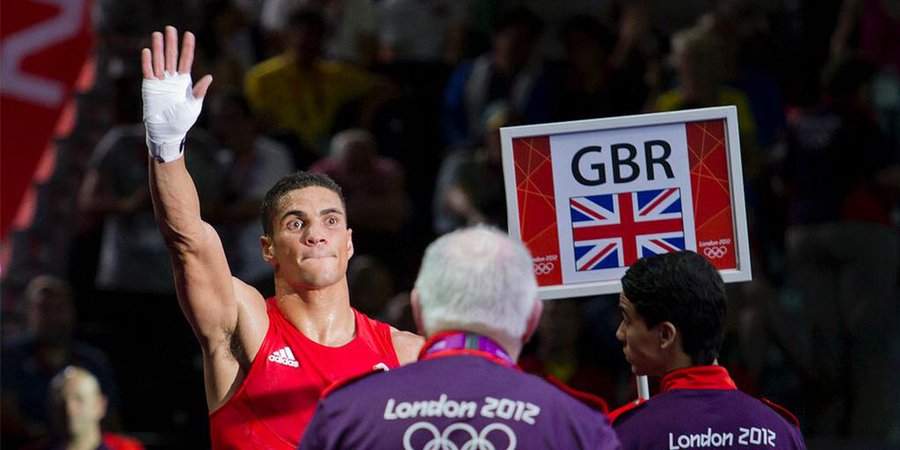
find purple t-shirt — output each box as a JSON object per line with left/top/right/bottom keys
{"left": 299, "top": 354, "right": 620, "bottom": 450}
{"left": 613, "top": 368, "right": 805, "bottom": 450}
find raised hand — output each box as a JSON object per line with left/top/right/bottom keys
{"left": 141, "top": 26, "right": 212, "bottom": 162}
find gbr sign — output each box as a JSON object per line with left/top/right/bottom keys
{"left": 500, "top": 107, "right": 751, "bottom": 299}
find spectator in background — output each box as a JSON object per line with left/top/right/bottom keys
{"left": 245, "top": 8, "right": 385, "bottom": 161}
{"left": 652, "top": 22, "right": 770, "bottom": 275}
{"left": 605, "top": 0, "right": 661, "bottom": 114}
{"left": 442, "top": 7, "right": 549, "bottom": 149}
{"left": 433, "top": 102, "right": 510, "bottom": 234}
{"left": 206, "top": 91, "right": 295, "bottom": 295}
{"left": 832, "top": 0, "right": 900, "bottom": 154}
{"left": 653, "top": 24, "right": 757, "bottom": 154}
{"left": 25, "top": 367, "right": 143, "bottom": 450}
{"left": 549, "top": 14, "right": 641, "bottom": 121}
{"left": 831, "top": 0, "right": 900, "bottom": 72}
{"left": 704, "top": 1, "right": 788, "bottom": 152}
{"left": 781, "top": 56, "right": 900, "bottom": 438}
{"left": 310, "top": 129, "right": 410, "bottom": 265}
{"left": 78, "top": 124, "right": 222, "bottom": 296}
{"left": 376, "top": 0, "right": 467, "bottom": 65}
{"left": 2, "top": 277, "right": 119, "bottom": 449}
{"left": 260, "top": 0, "right": 379, "bottom": 65}
{"left": 204, "top": 1, "right": 263, "bottom": 91}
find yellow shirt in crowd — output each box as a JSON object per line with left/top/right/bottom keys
{"left": 244, "top": 55, "right": 376, "bottom": 153}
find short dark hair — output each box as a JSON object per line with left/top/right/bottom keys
{"left": 287, "top": 8, "right": 327, "bottom": 33}
{"left": 560, "top": 14, "right": 616, "bottom": 53}
{"left": 260, "top": 171, "right": 345, "bottom": 236}
{"left": 621, "top": 251, "right": 726, "bottom": 365}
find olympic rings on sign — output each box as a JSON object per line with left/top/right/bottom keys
{"left": 702, "top": 246, "right": 728, "bottom": 259}
{"left": 533, "top": 262, "right": 554, "bottom": 275}
{"left": 403, "top": 421, "right": 517, "bottom": 450}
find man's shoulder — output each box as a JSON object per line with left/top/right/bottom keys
{"left": 102, "top": 432, "right": 145, "bottom": 450}
{"left": 319, "top": 60, "right": 370, "bottom": 77}
{"left": 388, "top": 328, "right": 424, "bottom": 364}
{"left": 758, "top": 397, "right": 801, "bottom": 428}
{"left": 609, "top": 399, "right": 647, "bottom": 425}
{"left": 612, "top": 389, "right": 721, "bottom": 427}
{"left": 246, "top": 55, "right": 294, "bottom": 83}
{"left": 718, "top": 389, "right": 801, "bottom": 428}
{"left": 614, "top": 388, "right": 802, "bottom": 430}
{"left": 540, "top": 375, "right": 610, "bottom": 415}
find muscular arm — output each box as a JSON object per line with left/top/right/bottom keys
{"left": 150, "top": 158, "right": 237, "bottom": 340}
{"left": 143, "top": 27, "right": 265, "bottom": 410}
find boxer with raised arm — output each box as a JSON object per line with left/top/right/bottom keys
{"left": 141, "top": 26, "right": 421, "bottom": 449}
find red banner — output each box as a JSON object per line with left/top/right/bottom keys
{"left": 1, "top": 0, "right": 94, "bottom": 239}
{"left": 687, "top": 120, "right": 737, "bottom": 269}
{"left": 513, "top": 135, "right": 562, "bottom": 286}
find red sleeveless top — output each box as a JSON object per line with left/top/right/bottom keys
{"left": 209, "top": 299, "right": 399, "bottom": 449}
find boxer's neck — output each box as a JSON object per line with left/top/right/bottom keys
{"left": 276, "top": 286, "right": 355, "bottom": 347}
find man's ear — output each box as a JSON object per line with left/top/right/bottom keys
{"left": 97, "top": 394, "right": 109, "bottom": 420}
{"left": 346, "top": 228, "right": 354, "bottom": 259}
{"left": 657, "top": 321, "right": 678, "bottom": 350}
{"left": 261, "top": 235, "right": 275, "bottom": 264}
{"left": 410, "top": 289, "right": 424, "bottom": 336}
{"left": 522, "top": 299, "right": 543, "bottom": 344}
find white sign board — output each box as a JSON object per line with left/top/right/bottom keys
{"left": 501, "top": 107, "right": 751, "bottom": 299}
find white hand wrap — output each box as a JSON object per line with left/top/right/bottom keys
{"left": 142, "top": 72, "right": 204, "bottom": 162}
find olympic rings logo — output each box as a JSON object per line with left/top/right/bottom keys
{"left": 703, "top": 246, "right": 728, "bottom": 259}
{"left": 533, "top": 262, "right": 554, "bottom": 275}
{"left": 403, "top": 422, "right": 517, "bottom": 450}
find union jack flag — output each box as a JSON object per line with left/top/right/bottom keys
{"left": 570, "top": 188, "right": 685, "bottom": 271}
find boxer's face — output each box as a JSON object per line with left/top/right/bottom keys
{"left": 616, "top": 293, "right": 666, "bottom": 376}
{"left": 263, "top": 187, "right": 353, "bottom": 289}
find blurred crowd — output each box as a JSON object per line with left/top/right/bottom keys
{"left": 2, "top": 0, "right": 899, "bottom": 448}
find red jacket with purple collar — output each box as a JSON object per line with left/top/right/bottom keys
{"left": 611, "top": 366, "right": 805, "bottom": 450}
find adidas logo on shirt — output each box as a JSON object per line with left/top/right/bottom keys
{"left": 267, "top": 346, "right": 299, "bottom": 368}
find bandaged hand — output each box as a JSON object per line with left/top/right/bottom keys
{"left": 142, "top": 73, "right": 202, "bottom": 161}
{"left": 141, "top": 26, "right": 212, "bottom": 163}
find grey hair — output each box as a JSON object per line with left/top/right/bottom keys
{"left": 414, "top": 226, "right": 538, "bottom": 342}
{"left": 50, "top": 366, "right": 101, "bottom": 397}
